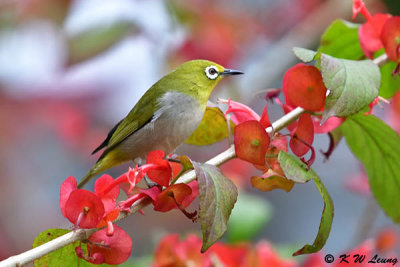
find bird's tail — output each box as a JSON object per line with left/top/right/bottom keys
{"left": 77, "top": 158, "right": 110, "bottom": 188}
{"left": 77, "top": 149, "right": 126, "bottom": 188}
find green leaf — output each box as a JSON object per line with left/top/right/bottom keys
{"left": 320, "top": 54, "right": 380, "bottom": 122}
{"left": 185, "top": 107, "right": 229, "bottom": 146}
{"left": 170, "top": 155, "right": 194, "bottom": 183}
{"left": 318, "top": 19, "right": 363, "bottom": 60}
{"left": 33, "top": 229, "right": 77, "bottom": 267}
{"left": 293, "top": 48, "right": 381, "bottom": 122}
{"left": 227, "top": 193, "right": 272, "bottom": 243}
{"left": 341, "top": 114, "right": 400, "bottom": 223}
{"left": 293, "top": 175, "right": 334, "bottom": 256}
{"left": 68, "top": 22, "right": 136, "bottom": 65}
{"left": 379, "top": 61, "right": 400, "bottom": 98}
{"left": 193, "top": 163, "right": 238, "bottom": 252}
{"left": 278, "top": 151, "right": 317, "bottom": 183}
{"left": 33, "top": 229, "right": 115, "bottom": 267}
{"left": 277, "top": 151, "right": 334, "bottom": 256}
{"left": 293, "top": 47, "right": 319, "bottom": 63}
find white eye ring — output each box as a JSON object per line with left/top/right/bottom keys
{"left": 205, "top": 66, "right": 219, "bottom": 80}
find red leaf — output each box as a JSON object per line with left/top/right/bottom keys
{"left": 300, "top": 252, "right": 326, "bottom": 267}
{"left": 88, "top": 225, "right": 132, "bottom": 265}
{"left": 153, "top": 183, "right": 193, "bottom": 212}
{"left": 283, "top": 64, "right": 327, "bottom": 111}
{"left": 146, "top": 151, "right": 172, "bottom": 187}
{"left": 94, "top": 174, "right": 120, "bottom": 213}
{"left": 154, "top": 234, "right": 209, "bottom": 266}
{"left": 376, "top": 228, "right": 398, "bottom": 252}
{"left": 181, "top": 180, "right": 199, "bottom": 208}
{"left": 290, "top": 113, "right": 314, "bottom": 157}
{"left": 359, "top": 13, "right": 391, "bottom": 58}
{"left": 381, "top": 16, "right": 400, "bottom": 63}
{"left": 234, "top": 120, "right": 270, "bottom": 165}
{"left": 208, "top": 243, "right": 248, "bottom": 266}
{"left": 153, "top": 234, "right": 186, "bottom": 267}
{"left": 170, "top": 160, "right": 182, "bottom": 179}
{"left": 247, "top": 241, "right": 296, "bottom": 267}
{"left": 60, "top": 176, "right": 77, "bottom": 217}
{"left": 65, "top": 189, "right": 105, "bottom": 228}
{"left": 264, "top": 134, "right": 288, "bottom": 175}
{"left": 337, "top": 240, "right": 374, "bottom": 267}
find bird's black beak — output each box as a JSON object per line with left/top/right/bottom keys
{"left": 220, "top": 69, "right": 244, "bottom": 76}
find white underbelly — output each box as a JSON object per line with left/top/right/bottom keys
{"left": 120, "top": 91, "right": 204, "bottom": 161}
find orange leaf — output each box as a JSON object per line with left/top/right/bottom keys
{"left": 234, "top": 120, "right": 270, "bottom": 165}
{"left": 283, "top": 64, "right": 327, "bottom": 111}
{"left": 251, "top": 169, "right": 294, "bottom": 192}
{"left": 290, "top": 113, "right": 314, "bottom": 157}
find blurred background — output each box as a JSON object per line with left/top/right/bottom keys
{"left": 0, "top": 0, "right": 399, "bottom": 265}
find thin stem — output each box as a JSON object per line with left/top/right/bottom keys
{"left": 1, "top": 53, "right": 389, "bottom": 267}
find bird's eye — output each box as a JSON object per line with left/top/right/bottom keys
{"left": 205, "top": 66, "right": 219, "bottom": 80}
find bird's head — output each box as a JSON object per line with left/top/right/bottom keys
{"left": 171, "top": 59, "right": 243, "bottom": 103}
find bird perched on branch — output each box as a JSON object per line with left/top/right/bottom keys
{"left": 78, "top": 59, "right": 243, "bottom": 188}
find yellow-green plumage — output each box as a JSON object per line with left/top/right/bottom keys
{"left": 78, "top": 60, "right": 243, "bottom": 188}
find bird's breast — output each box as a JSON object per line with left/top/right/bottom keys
{"left": 153, "top": 91, "right": 205, "bottom": 142}
{"left": 121, "top": 91, "right": 205, "bottom": 161}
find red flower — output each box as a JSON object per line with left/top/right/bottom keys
{"left": 220, "top": 98, "right": 261, "bottom": 124}
{"left": 352, "top": 0, "right": 371, "bottom": 20}
{"left": 77, "top": 225, "right": 132, "bottom": 265}
{"left": 64, "top": 189, "right": 105, "bottom": 229}
{"left": 60, "top": 175, "right": 122, "bottom": 232}
{"left": 94, "top": 174, "right": 120, "bottom": 213}
{"left": 60, "top": 176, "right": 77, "bottom": 217}
{"left": 146, "top": 150, "right": 173, "bottom": 187}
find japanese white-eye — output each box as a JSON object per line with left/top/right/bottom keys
{"left": 77, "top": 59, "right": 243, "bottom": 188}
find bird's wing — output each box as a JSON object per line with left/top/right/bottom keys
{"left": 96, "top": 90, "right": 158, "bottom": 160}
{"left": 91, "top": 119, "right": 123, "bottom": 154}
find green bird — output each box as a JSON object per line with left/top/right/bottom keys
{"left": 78, "top": 59, "right": 243, "bottom": 188}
